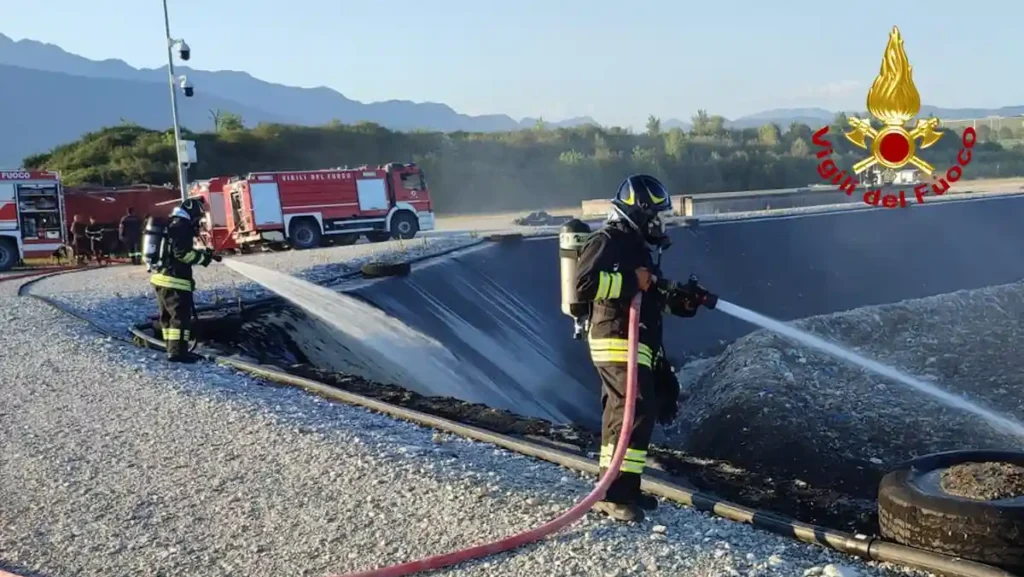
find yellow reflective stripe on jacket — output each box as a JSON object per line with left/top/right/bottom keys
{"left": 150, "top": 273, "right": 193, "bottom": 292}
{"left": 599, "top": 444, "right": 647, "bottom": 474}
{"left": 595, "top": 271, "right": 624, "bottom": 300}
{"left": 588, "top": 338, "right": 653, "bottom": 368}
{"left": 179, "top": 250, "right": 200, "bottom": 264}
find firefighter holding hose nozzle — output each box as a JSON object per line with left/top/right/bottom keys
{"left": 575, "top": 174, "right": 717, "bottom": 522}
{"left": 146, "top": 197, "right": 221, "bottom": 363}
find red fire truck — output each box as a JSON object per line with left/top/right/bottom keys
{"left": 189, "top": 177, "right": 238, "bottom": 251}
{"left": 0, "top": 169, "right": 65, "bottom": 271}
{"left": 228, "top": 162, "right": 435, "bottom": 250}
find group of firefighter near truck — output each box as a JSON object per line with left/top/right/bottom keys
{"left": 200, "top": 162, "right": 436, "bottom": 252}
{"left": 0, "top": 168, "right": 185, "bottom": 271}
{"left": 807, "top": 27, "right": 981, "bottom": 209}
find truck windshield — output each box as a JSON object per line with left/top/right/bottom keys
{"left": 400, "top": 171, "right": 426, "bottom": 191}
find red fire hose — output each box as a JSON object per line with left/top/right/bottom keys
{"left": 0, "top": 267, "right": 75, "bottom": 283}
{"left": 214, "top": 226, "right": 237, "bottom": 253}
{"left": 331, "top": 293, "right": 644, "bottom": 577}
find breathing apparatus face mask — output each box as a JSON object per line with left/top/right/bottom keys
{"left": 644, "top": 211, "right": 672, "bottom": 250}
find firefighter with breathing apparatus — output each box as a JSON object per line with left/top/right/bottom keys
{"left": 144, "top": 197, "right": 221, "bottom": 363}
{"left": 566, "top": 173, "right": 718, "bottom": 522}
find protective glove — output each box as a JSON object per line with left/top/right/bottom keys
{"left": 657, "top": 275, "right": 718, "bottom": 317}
{"left": 200, "top": 248, "right": 218, "bottom": 267}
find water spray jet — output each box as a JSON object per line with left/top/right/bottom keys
{"left": 713, "top": 299, "right": 1024, "bottom": 439}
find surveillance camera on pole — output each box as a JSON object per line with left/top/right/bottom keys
{"left": 163, "top": 0, "right": 193, "bottom": 201}
{"left": 177, "top": 40, "right": 190, "bottom": 61}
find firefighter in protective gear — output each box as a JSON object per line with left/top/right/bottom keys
{"left": 119, "top": 207, "right": 143, "bottom": 265}
{"left": 576, "top": 174, "right": 717, "bottom": 522}
{"left": 151, "top": 197, "right": 216, "bottom": 362}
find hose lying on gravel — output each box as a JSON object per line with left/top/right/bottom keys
{"left": 329, "top": 293, "right": 642, "bottom": 577}
{"left": 0, "top": 267, "right": 75, "bottom": 283}
{"left": 17, "top": 269, "right": 1018, "bottom": 577}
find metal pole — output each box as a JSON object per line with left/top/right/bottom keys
{"left": 163, "top": 0, "right": 188, "bottom": 201}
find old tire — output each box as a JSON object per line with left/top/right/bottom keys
{"left": 365, "top": 231, "right": 391, "bottom": 243}
{"left": 878, "top": 450, "right": 1024, "bottom": 570}
{"left": 289, "top": 219, "right": 322, "bottom": 250}
{"left": 391, "top": 211, "right": 419, "bottom": 240}
{"left": 333, "top": 233, "right": 359, "bottom": 246}
{"left": 361, "top": 261, "right": 411, "bottom": 278}
{"left": 484, "top": 232, "right": 524, "bottom": 243}
{"left": 0, "top": 238, "right": 16, "bottom": 272}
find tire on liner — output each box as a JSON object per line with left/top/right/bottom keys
{"left": 878, "top": 449, "right": 1024, "bottom": 571}
{"left": 361, "top": 261, "right": 411, "bottom": 278}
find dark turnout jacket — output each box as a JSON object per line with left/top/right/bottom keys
{"left": 119, "top": 214, "right": 142, "bottom": 241}
{"left": 149, "top": 216, "right": 212, "bottom": 292}
{"left": 575, "top": 223, "right": 667, "bottom": 369}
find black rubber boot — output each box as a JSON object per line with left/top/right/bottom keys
{"left": 166, "top": 340, "right": 197, "bottom": 363}
{"left": 593, "top": 501, "right": 645, "bottom": 522}
{"left": 637, "top": 494, "right": 658, "bottom": 511}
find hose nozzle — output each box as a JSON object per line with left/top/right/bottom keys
{"left": 686, "top": 275, "right": 718, "bottom": 310}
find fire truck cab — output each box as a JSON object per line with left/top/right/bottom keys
{"left": 0, "top": 169, "right": 65, "bottom": 271}
{"left": 228, "top": 162, "right": 435, "bottom": 250}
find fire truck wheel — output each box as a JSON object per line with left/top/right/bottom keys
{"left": 391, "top": 211, "right": 419, "bottom": 240}
{"left": 0, "top": 238, "right": 16, "bottom": 272}
{"left": 361, "top": 261, "right": 411, "bottom": 278}
{"left": 288, "top": 218, "right": 322, "bottom": 250}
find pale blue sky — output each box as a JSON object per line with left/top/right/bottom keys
{"left": 1, "top": 0, "right": 1017, "bottom": 128}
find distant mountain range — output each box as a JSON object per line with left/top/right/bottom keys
{"left": 1, "top": 32, "right": 1022, "bottom": 165}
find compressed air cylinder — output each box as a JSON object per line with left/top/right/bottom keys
{"left": 141, "top": 216, "right": 165, "bottom": 272}
{"left": 559, "top": 219, "right": 592, "bottom": 317}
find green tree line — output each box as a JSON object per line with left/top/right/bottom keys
{"left": 24, "top": 111, "right": 1024, "bottom": 214}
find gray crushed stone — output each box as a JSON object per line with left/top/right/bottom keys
{"left": 670, "top": 282, "right": 1024, "bottom": 478}
{"left": 940, "top": 462, "right": 1024, "bottom": 501}
{"left": 1, "top": 263, "right": 927, "bottom": 576}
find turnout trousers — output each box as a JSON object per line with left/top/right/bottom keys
{"left": 597, "top": 363, "right": 657, "bottom": 504}
{"left": 155, "top": 286, "right": 194, "bottom": 360}
{"left": 124, "top": 238, "right": 141, "bottom": 265}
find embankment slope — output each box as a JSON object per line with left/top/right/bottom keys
{"left": 347, "top": 195, "right": 1024, "bottom": 427}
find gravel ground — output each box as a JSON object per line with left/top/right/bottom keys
{"left": 669, "top": 281, "right": 1024, "bottom": 490}
{"left": 2, "top": 253, "right": 929, "bottom": 576}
